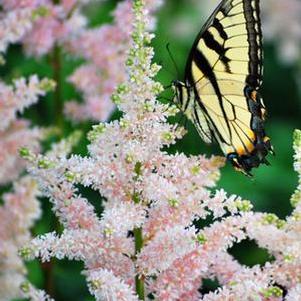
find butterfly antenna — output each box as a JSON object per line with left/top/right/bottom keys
{"left": 166, "top": 43, "right": 181, "bottom": 79}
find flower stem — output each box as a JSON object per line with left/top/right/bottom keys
{"left": 41, "top": 260, "right": 55, "bottom": 297}
{"left": 52, "top": 45, "right": 63, "bottom": 129}
{"left": 134, "top": 227, "right": 145, "bottom": 300}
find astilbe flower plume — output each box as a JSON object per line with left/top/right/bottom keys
{"left": 0, "top": 177, "right": 54, "bottom": 301}
{"left": 0, "top": 6, "right": 33, "bottom": 59}
{"left": 0, "top": 1, "right": 56, "bottom": 186}
{"left": 0, "top": 9, "right": 56, "bottom": 298}
{"left": 64, "top": 0, "right": 163, "bottom": 122}
{"left": 0, "top": 75, "right": 55, "bottom": 184}
{"left": 0, "top": 79, "right": 54, "bottom": 298}
{"left": 1, "top": 0, "right": 94, "bottom": 57}
{"left": 1, "top": 0, "right": 163, "bottom": 123}
{"left": 19, "top": 1, "right": 301, "bottom": 301}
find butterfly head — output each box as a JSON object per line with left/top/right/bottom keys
{"left": 171, "top": 80, "right": 191, "bottom": 112}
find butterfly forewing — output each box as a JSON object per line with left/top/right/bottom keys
{"left": 184, "top": 0, "right": 268, "bottom": 167}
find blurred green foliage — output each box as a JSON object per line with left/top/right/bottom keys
{"left": 4, "top": 0, "right": 300, "bottom": 300}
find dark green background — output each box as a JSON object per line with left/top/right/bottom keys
{"left": 2, "top": 1, "right": 300, "bottom": 300}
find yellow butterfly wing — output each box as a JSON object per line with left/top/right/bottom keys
{"left": 184, "top": 0, "right": 272, "bottom": 174}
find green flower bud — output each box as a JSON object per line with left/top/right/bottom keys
{"left": 262, "top": 286, "right": 283, "bottom": 298}
{"left": 117, "top": 83, "right": 129, "bottom": 94}
{"left": 168, "top": 199, "right": 179, "bottom": 208}
{"left": 39, "top": 78, "right": 56, "bottom": 92}
{"left": 90, "top": 280, "right": 101, "bottom": 290}
{"left": 293, "top": 129, "right": 301, "bottom": 148}
{"left": 38, "top": 158, "right": 53, "bottom": 169}
{"left": 133, "top": 1, "right": 143, "bottom": 13}
{"left": 235, "top": 199, "right": 253, "bottom": 212}
{"left": 20, "top": 281, "right": 30, "bottom": 293}
{"left": 276, "top": 219, "right": 286, "bottom": 229}
{"left": 292, "top": 212, "right": 301, "bottom": 221}
{"left": 18, "top": 247, "right": 33, "bottom": 260}
{"left": 125, "top": 154, "right": 134, "bottom": 164}
{"left": 150, "top": 63, "right": 160, "bottom": 73}
{"left": 143, "top": 33, "right": 153, "bottom": 45}
{"left": 166, "top": 105, "right": 180, "bottom": 116}
{"left": 152, "top": 82, "right": 164, "bottom": 94}
{"left": 126, "top": 58, "right": 134, "bottom": 66}
{"left": 162, "top": 132, "right": 173, "bottom": 142}
{"left": 143, "top": 102, "right": 153, "bottom": 112}
{"left": 88, "top": 124, "right": 106, "bottom": 142}
{"left": 32, "top": 6, "right": 49, "bottom": 20}
{"left": 134, "top": 162, "right": 143, "bottom": 177}
{"left": 291, "top": 191, "right": 301, "bottom": 207}
{"left": 196, "top": 233, "right": 207, "bottom": 245}
{"left": 65, "top": 171, "right": 76, "bottom": 182}
{"left": 130, "top": 75, "right": 137, "bottom": 83}
{"left": 132, "top": 192, "right": 141, "bottom": 204}
{"left": 132, "top": 32, "right": 140, "bottom": 43}
{"left": 19, "top": 147, "right": 30, "bottom": 159}
{"left": 129, "top": 49, "right": 136, "bottom": 57}
{"left": 111, "top": 93, "right": 122, "bottom": 104}
{"left": 119, "top": 119, "right": 130, "bottom": 129}
{"left": 103, "top": 227, "right": 114, "bottom": 237}
{"left": 262, "top": 213, "right": 278, "bottom": 225}
{"left": 191, "top": 165, "right": 201, "bottom": 175}
{"left": 284, "top": 254, "right": 294, "bottom": 262}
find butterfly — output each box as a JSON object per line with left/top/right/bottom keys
{"left": 172, "top": 0, "right": 273, "bottom": 176}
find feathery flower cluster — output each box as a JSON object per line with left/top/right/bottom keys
{"left": 65, "top": 0, "right": 163, "bottom": 122}
{"left": 19, "top": 1, "right": 301, "bottom": 301}
{"left": 0, "top": 75, "right": 55, "bottom": 184}
{"left": 0, "top": 177, "right": 43, "bottom": 300}
{"left": 1, "top": 0, "right": 94, "bottom": 57}
{"left": 0, "top": 7, "right": 33, "bottom": 58}
{"left": 0, "top": 75, "right": 55, "bottom": 131}
{"left": 0, "top": 120, "right": 41, "bottom": 185}
{"left": 2, "top": 0, "right": 163, "bottom": 123}
{"left": 0, "top": 12, "right": 56, "bottom": 298}
{"left": 20, "top": 1, "right": 227, "bottom": 299}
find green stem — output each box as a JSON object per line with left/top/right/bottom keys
{"left": 41, "top": 260, "right": 55, "bottom": 297}
{"left": 52, "top": 45, "right": 63, "bottom": 129}
{"left": 134, "top": 227, "right": 145, "bottom": 300}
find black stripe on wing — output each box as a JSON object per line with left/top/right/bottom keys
{"left": 212, "top": 18, "right": 228, "bottom": 40}
{"left": 243, "top": 0, "right": 263, "bottom": 88}
{"left": 202, "top": 31, "right": 231, "bottom": 72}
{"left": 192, "top": 49, "right": 232, "bottom": 143}
{"left": 193, "top": 104, "right": 213, "bottom": 143}
{"left": 184, "top": 0, "right": 230, "bottom": 76}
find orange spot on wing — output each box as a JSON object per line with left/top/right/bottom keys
{"left": 236, "top": 130, "right": 256, "bottom": 155}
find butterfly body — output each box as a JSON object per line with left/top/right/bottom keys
{"left": 172, "top": 0, "right": 273, "bottom": 175}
